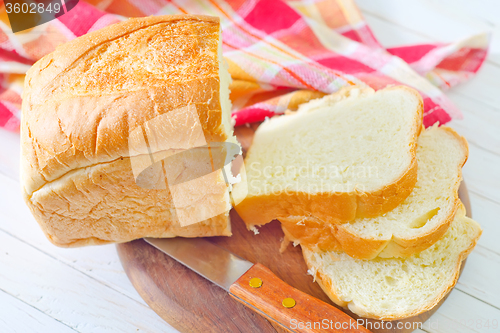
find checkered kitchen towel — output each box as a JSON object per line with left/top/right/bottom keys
{"left": 0, "top": 0, "right": 489, "bottom": 131}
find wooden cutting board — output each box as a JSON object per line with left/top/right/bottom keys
{"left": 117, "top": 125, "right": 471, "bottom": 333}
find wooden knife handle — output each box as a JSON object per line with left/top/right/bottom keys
{"left": 229, "top": 263, "right": 370, "bottom": 332}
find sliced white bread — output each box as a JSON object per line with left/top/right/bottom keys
{"left": 280, "top": 125, "right": 468, "bottom": 259}
{"left": 233, "top": 86, "right": 423, "bottom": 230}
{"left": 302, "top": 204, "right": 481, "bottom": 321}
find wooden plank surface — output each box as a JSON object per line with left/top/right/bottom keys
{"left": 467, "top": 192, "right": 500, "bottom": 254}
{"left": 0, "top": 227, "right": 175, "bottom": 332}
{"left": 0, "top": 175, "right": 148, "bottom": 305}
{"left": 0, "top": 173, "right": 176, "bottom": 332}
{"left": 356, "top": 0, "right": 500, "bottom": 66}
{"left": 421, "top": 289, "right": 500, "bottom": 333}
{"left": 0, "top": 290, "right": 77, "bottom": 333}
{"left": 356, "top": 2, "right": 500, "bottom": 332}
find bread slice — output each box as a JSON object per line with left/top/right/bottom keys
{"left": 233, "top": 86, "right": 423, "bottom": 229}
{"left": 303, "top": 204, "right": 481, "bottom": 320}
{"left": 281, "top": 125, "right": 468, "bottom": 259}
{"left": 21, "top": 15, "right": 236, "bottom": 246}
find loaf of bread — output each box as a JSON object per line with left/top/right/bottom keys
{"left": 280, "top": 125, "right": 468, "bottom": 259}
{"left": 302, "top": 204, "right": 481, "bottom": 320}
{"left": 21, "top": 15, "right": 237, "bottom": 247}
{"left": 233, "top": 86, "right": 423, "bottom": 230}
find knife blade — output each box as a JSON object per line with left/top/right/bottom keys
{"left": 144, "top": 237, "right": 369, "bottom": 333}
{"left": 144, "top": 237, "right": 252, "bottom": 291}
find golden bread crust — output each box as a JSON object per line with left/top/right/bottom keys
{"left": 302, "top": 205, "right": 482, "bottom": 320}
{"left": 280, "top": 126, "right": 468, "bottom": 259}
{"left": 22, "top": 15, "right": 226, "bottom": 196}
{"left": 28, "top": 155, "right": 231, "bottom": 247}
{"left": 21, "top": 15, "right": 233, "bottom": 246}
{"left": 235, "top": 85, "right": 423, "bottom": 228}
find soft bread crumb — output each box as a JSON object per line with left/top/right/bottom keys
{"left": 281, "top": 126, "right": 468, "bottom": 259}
{"left": 249, "top": 225, "right": 260, "bottom": 235}
{"left": 302, "top": 204, "right": 481, "bottom": 320}
{"left": 233, "top": 85, "right": 423, "bottom": 229}
{"left": 306, "top": 268, "right": 317, "bottom": 282}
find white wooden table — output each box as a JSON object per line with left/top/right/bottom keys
{"left": 1, "top": 1, "right": 499, "bottom": 332}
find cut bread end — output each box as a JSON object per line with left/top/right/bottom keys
{"left": 302, "top": 203, "right": 481, "bottom": 320}
{"left": 234, "top": 85, "right": 423, "bottom": 229}
{"left": 280, "top": 125, "right": 469, "bottom": 259}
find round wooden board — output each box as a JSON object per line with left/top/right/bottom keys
{"left": 117, "top": 126, "right": 472, "bottom": 333}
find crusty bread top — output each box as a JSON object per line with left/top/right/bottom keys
{"left": 24, "top": 15, "right": 220, "bottom": 102}
{"left": 21, "top": 15, "right": 229, "bottom": 196}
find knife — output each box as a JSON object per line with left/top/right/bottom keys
{"left": 144, "top": 237, "right": 370, "bottom": 333}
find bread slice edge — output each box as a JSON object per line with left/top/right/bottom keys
{"left": 302, "top": 204, "right": 482, "bottom": 320}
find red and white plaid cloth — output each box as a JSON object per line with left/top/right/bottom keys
{"left": 0, "top": 0, "right": 490, "bottom": 131}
